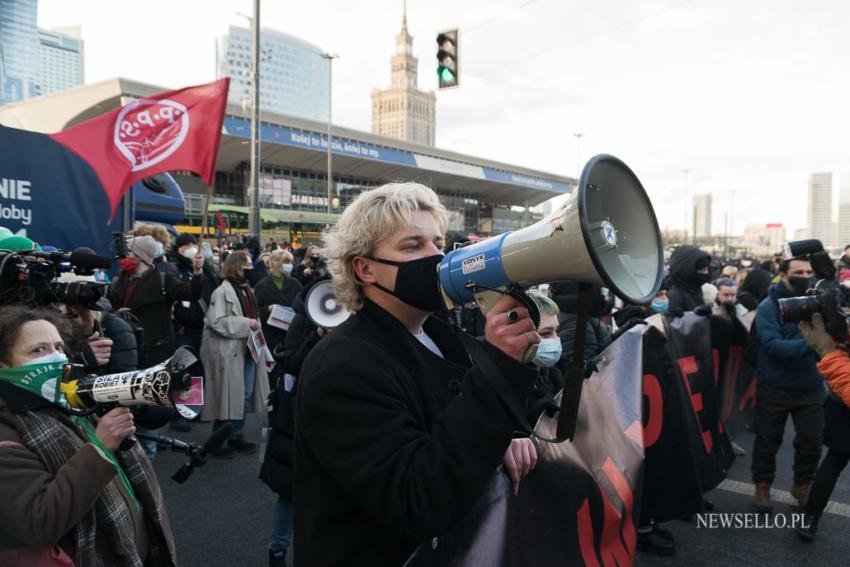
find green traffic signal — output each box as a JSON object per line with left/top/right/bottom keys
{"left": 436, "top": 29, "right": 459, "bottom": 89}
{"left": 438, "top": 66, "right": 456, "bottom": 84}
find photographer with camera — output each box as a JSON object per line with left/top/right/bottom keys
{"left": 0, "top": 307, "right": 176, "bottom": 566}
{"left": 794, "top": 312, "right": 850, "bottom": 540}
{"left": 751, "top": 257, "right": 825, "bottom": 513}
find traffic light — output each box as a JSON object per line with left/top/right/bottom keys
{"left": 436, "top": 30, "right": 459, "bottom": 89}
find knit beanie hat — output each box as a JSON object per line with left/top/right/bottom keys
{"left": 127, "top": 235, "right": 158, "bottom": 266}
{"left": 175, "top": 233, "right": 197, "bottom": 249}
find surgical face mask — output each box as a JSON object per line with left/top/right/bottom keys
{"left": 182, "top": 246, "right": 199, "bottom": 260}
{"left": 154, "top": 242, "right": 164, "bottom": 258}
{"left": 283, "top": 263, "right": 293, "bottom": 276}
{"left": 788, "top": 276, "right": 813, "bottom": 296}
{"left": 532, "top": 337, "right": 562, "bottom": 368}
{"left": 24, "top": 351, "right": 68, "bottom": 367}
{"left": 650, "top": 298, "right": 669, "bottom": 314}
{"left": 369, "top": 254, "right": 445, "bottom": 312}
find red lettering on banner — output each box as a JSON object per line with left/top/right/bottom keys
{"left": 602, "top": 458, "right": 637, "bottom": 556}
{"left": 739, "top": 374, "right": 757, "bottom": 411}
{"left": 642, "top": 374, "right": 663, "bottom": 448}
{"left": 677, "top": 356, "right": 713, "bottom": 454}
{"left": 575, "top": 458, "right": 637, "bottom": 567}
{"left": 577, "top": 499, "right": 601, "bottom": 567}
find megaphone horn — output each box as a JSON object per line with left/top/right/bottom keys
{"left": 305, "top": 279, "right": 351, "bottom": 329}
{"left": 438, "top": 154, "right": 663, "bottom": 311}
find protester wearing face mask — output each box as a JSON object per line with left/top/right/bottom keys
{"left": 0, "top": 307, "right": 177, "bottom": 566}
{"left": 108, "top": 235, "right": 204, "bottom": 460}
{"left": 167, "top": 233, "right": 221, "bottom": 432}
{"left": 548, "top": 280, "right": 612, "bottom": 364}
{"left": 292, "top": 245, "right": 326, "bottom": 288}
{"left": 200, "top": 251, "right": 270, "bottom": 458}
{"left": 255, "top": 250, "right": 302, "bottom": 388}
{"left": 294, "top": 183, "right": 540, "bottom": 566}
{"left": 666, "top": 245, "right": 712, "bottom": 316}
{"left": 751, "top": 257, "right": 825, "bottom": 514}
{"left": 130, "top": 223, "right": 178, "bottom": 277}
{"left": 524, "top": 290, "right": 564, "bottom": 422}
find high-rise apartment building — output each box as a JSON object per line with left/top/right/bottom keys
{"left": 216, "top": 26, "right": 329, "bottom": 122}
{"left": 692, "top": 193, "right": 712, "bottom": 238}
{"left": 807, "top": 172, "right": 834, "bottom": 246}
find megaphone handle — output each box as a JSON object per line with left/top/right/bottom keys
{"left": 119, "top": 434, "right": 137, "bottom": 452}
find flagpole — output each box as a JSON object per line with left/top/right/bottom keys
{"left": 200, "top": 184, "right": 212, "bottom": 247}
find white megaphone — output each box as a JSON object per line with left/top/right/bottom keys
{"left": 61, "top": 346, "right": 199, "bottom": 415}
{"left": 305, "top": 279, "right": 351, "bottom": 329}
{"left": 438, "top": 154, "right": 663, "bottom": 313}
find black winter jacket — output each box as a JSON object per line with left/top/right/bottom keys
{"left": 281, "top": 281, "right": 324, "bottom": 379}
{"left": 254, "top": 274, "right": 302, "bottom": 354}
{"left": 169, "top": 249, "right": 220, "bottom": 334}
{"left": 107, "top": 268, "right": 202, "bottom": 365}
{"left": 294, "top": 299, "right": 537, "bottom": 567}
{"left": 667, "top": 245, "right": 711, "bottom": 315}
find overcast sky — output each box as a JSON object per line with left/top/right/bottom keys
{"left": 39, "top": 0, "right": 850, "bottom": 235}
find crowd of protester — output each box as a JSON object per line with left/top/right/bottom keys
{"left": 0, "top": 188, "right": 848, "bottom": 565}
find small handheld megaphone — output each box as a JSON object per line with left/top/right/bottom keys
{"left": 305, "top": 279, "right": 351, "bottom": 329}
{"left": 61, "top": 346, "right": 198, "bottom": 411}
{"left": 439, "top": 154, "right": 663, "bottom": 312}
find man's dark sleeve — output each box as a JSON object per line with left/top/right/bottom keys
{"left": 164, "top": 273, "right": 203, "bottom": 301}
{"left": 298, "top": 337, "right": 536, "bottom": 540}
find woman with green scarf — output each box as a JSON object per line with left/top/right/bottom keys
{"left": 0, "top": 307, "right": 177, "bottom": 566}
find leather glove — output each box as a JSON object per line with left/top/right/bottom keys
{"left": 693, "top": 304, "right": 712, "bottom": 317}
{"left": 799, "top": 312, "right": 836, "bottom": 358}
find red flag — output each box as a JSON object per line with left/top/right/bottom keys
{"left": 50, "top": 78, "right": 230, "bottom": 218}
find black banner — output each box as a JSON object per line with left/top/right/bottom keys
{"left": 406, "top": 312, "right": 757, "bottom": 564}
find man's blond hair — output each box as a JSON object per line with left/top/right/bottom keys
{"left": 323, "top": 182, "right": 448, "bottom": 311}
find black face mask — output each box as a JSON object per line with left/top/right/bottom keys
{"left": 695, "top": 270, "right": 711, "bottom": 285}
{"left": 788, "top": 276, "right": 813, "bottom": 296}
{"left": 369, "top": 254, "right": 444, "bottom": 312}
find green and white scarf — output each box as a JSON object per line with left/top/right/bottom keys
{"left": 0, "top": 360, "right": 68, "bottom": 408}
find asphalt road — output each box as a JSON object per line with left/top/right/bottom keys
{"left": 151, "top": 415, "right": 849, "bottom": 567}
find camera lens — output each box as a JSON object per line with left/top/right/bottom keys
{"left": 778, "top": 295, "right": 822, "bottom": 324}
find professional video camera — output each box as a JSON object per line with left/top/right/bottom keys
{"left": 0, "top": 247, "right": 113, "bottom": 307}
{"left": 778, "top": 239, "right": 849, "bottom": 338}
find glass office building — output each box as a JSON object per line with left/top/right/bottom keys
{"left": 216, "top": 26, "right": 329, "bottom": 122}
{"left": 0, "top": 0, "right": 40, "bottom": 104}
{"left": 38, "top": 27, "right": 84, "bottom": 95}
{"left": 0, "top": 1, "right": 84, "bottom": 105}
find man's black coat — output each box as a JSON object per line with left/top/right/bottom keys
{"left": 294, "top": 299, "right": 537, "bottom": 566}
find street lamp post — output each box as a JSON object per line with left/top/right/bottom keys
{"left": 247, "top": 0, "right": 262, "bottom": 239}
{"left": 321, "top": 53, "right": 339, "bottom": 214}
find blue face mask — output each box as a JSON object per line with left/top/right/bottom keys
{"left": 650, "top": 298, "right": 668, "bottom": 313}
{"left": 532, "top": 337, "right": 562, "bottom": 368}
